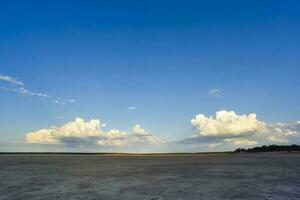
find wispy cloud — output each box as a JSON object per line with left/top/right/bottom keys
{"left": 209, "top": 89, "right": 222, "bottom": 98}
{"left": 0, "top": 73, "right": 74, "bottom": 106}
{"left": 128, "top": 106, "right": 136, "bottom": 110}
{"left": 0, "top": 74, "right": 24, "bottom": 86}
{"left": 1, "top": 87, "right": 36, "bottom": 96}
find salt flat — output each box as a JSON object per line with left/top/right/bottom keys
{"left": 0, "top": 153, "right": 300, "bottom": 200}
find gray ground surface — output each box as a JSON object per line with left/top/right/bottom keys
{"left": 0, "top": 153, "right": 300, "bottom": 200}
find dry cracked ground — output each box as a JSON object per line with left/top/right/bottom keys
{"left": 1, "top": 153, "right": 300, "bottom": 200}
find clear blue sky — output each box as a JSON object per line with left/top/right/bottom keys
{"left": 0, "top": 0, "right": 300, "bottom": 152}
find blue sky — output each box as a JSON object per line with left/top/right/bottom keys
{"left": 0, "top": 0, "right": 300, "bottom": 152}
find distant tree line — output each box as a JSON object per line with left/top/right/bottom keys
{"left": 234, "top": 144, "right": 300, "bottom": 153}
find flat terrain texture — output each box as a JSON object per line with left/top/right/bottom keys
{"left": 0, "top": 153, "right": 300, "bottom": 200}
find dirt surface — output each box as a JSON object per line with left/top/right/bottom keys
{"left": 1, "top": 153, "right": 300, "bottom": 200}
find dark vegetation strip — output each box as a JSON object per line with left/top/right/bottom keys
{"left": 234, "top": 144, "right": 300, "bottom": 153}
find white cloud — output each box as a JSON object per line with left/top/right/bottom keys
{"left": 128, "top": 106, "right": 136, "bottom": 110}
{"left": 0, "top": 74, "right": 24, "bottom": 86}
{"left": 268, "top": 136, "right": 289, "bottom": 143}
{"left": 188, "top": 110, "right": 300, "bottom": 149}
{"left": 265, "top": 122, "right": 299, "bottom": 143}
{"left": 26, "top": 118, "right": 161, "bottom": 148}
{"left": 97, "top": 129, "right": 129, "bottom": 147}
{"left": 224, "top": 138, "right": 257, "bottom": 146}
{"left": 23, "top": 111, "right": 300, "bottom": 151}
{"left": 0, "top": 73, "right": 74, "bottom": 106}
{"left": 14, "top": 87, "right": 36, "bottom": 96}
{"left": 54, "top": 99, "right": 66, "bottom": 106}
{"left": 209, "top": 89, "right": 221, "bottom": 98}
{"left": 132, "top": 124, "right": 161, "bottom": 144}
{"left": 207, "top": 142, "right": 222, "bottom": 150}
{"left": 26, "top": 118, "right": 102, "bottom": 144}
{"left": 133, "top": 124, "right": 147, "bottom": 135}
{"left": 1, "top": 87, "right": 35, "bottom": 96}
{"left": 26, "top": 129, "right": 59, "bottom": 144}
{"left": 191, "top": 110, "right": 266, "bottom": 137}
{"left": 37, "top": 93, "right": 48, "bottom": 97}
{"left": 97, "top": 138, "right": 128, "bottom": 147}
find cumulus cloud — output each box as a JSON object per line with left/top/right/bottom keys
{"left": 132, "top": 124, "right": 160, "bottom": 144}
{"left": 23, "top": 111, "right": 300, "bottom": 151}
{"left": 188, "top": 110, "right": 300, "bottom": 149}
{"left": 97, "top": 129, "right": 129, "bottom": 147}
{"left": 133, "top": 124, "right": 147, "bottom": 135}
{"left": 209, "top": 89, "right": 221, "bottom": 98}
{"left": 26, "top": 129, "right": 59, "bottom": 144}
{"left": 191, "top": 110, "right": 266, "bottom": 137}
{"left": 128, "top": 106, "right": 136, "bottom": 110}
{"left": 0, "top": 74, "right": 24, "bottom": 86}
{"left": 265, "top": 122, "right": 300, "bottom": 144}
{"left": 26, "top": 118, "right": 102, "bottom": 145}
{"left": 26, "top": 118, "right": 161, "bottom": 148}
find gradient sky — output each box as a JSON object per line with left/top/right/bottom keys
{"left": 1, "top": 0, "right": 300, "bottom": 152}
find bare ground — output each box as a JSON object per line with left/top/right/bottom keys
{"left": 0, "top": 153, "right": 300, "bottom": 200}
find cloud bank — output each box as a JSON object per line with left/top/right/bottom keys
{"left": 189, "top": 110, "right": 300, "bottom": 150}
{"left": 26, "top": 118, "right": 161, "bottom": 148}
{"left": 25, "top": 111, "right": 300, "bottom": 152}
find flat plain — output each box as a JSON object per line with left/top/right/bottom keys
{"left": 0, "top": 153, "right": 300, "bottom": 200}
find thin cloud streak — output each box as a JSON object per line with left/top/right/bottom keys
{"left": 209, "top": 89, "right": 222, "bottom": 98}
{"left": 128, "top": 106, "right": 136, "bottom": 110}
{"left": 0, "top": 73, "right": 74, "bottom": 106}
{"left": 0, "top": 74, "right": 24, "bottom": 86}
